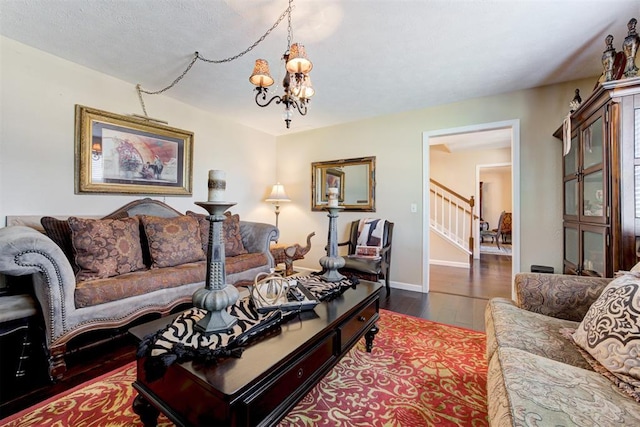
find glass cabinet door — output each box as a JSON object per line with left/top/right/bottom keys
{"left": 563, "top": 224, "right": 579, "bottom": 274}
{"left": 582, "top": 117, "right": 603, "bottom": 169}
{"left": 563, "top": 135, "right": 579, "bottom": 219}
{"left": 580, "top": 115, "right": 607, "bottom": 224}
{"left": 564, "top": 179, "right": 578, "bottom": 217}
{"left": 564, "top": 135, "right": 578, "bottom": 175}
{"left": 582, "top": 170, "right": 604, "bottom": 217}
{"left": 581, "top": 225, "right": 608, "bottom": 277}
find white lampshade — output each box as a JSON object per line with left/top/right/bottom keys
{"left": 265, "top": 183, "right": 291, "bottom": 202}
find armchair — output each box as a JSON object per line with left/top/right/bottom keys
{"left": 338, "top": 219, "right": 393, "bottom": 294}
{"left": 480, "top": 211, "right": 511, "bottom": 249}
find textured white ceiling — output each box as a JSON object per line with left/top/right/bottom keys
{"left": 1, "top": 0, "right": 639, "bottom": 136}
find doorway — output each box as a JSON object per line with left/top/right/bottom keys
{"left": 422, "top": 120, "right": 520, "bottom": 296}
{"left": 477, "top": 164, "right": 512, "bottom": 259}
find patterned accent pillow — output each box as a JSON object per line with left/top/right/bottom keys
{"left": 186, "top": 211, "right": 210, "bottom": 255}
{"left": 140, "top": 215, "right": 205, "bottom": 268}
{"left": 41, "top": 216, "right": 79, "bottom": 274}
{"left": 41, "top": 212, "right": 132, "bottom": 275}
{"left": 571, "top": 272, "right": 640, "bottom": 399}
{"left": 68, "top": 216, "right": 145, "bottom": 282}
{"left": 186, "top": 211, "right": 248, "bottom": 257}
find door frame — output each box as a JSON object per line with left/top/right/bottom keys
{"left": 422, "top": 119, "right": 521, "bottom": 295}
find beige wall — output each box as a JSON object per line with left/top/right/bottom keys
{"left": 276, "top": 76, "right": 597, "bottom": 290}
{"left": 0, "top": 37, "right": 277, "bottom": 224}
{"left": 1, "top": 36, "right": 599, "bottom": 291}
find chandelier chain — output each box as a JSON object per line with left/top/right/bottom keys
{"left": 286, "top": 0, "right": 293, "bottom": 50}
{"left": 136, "top": 2, "right": 293, "bottom": 115}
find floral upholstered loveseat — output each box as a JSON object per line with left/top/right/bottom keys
{"left": 0, "top": 198, "right": 278, "bottom": 380}
{"left": 485, "top": 272, "right": 640, "bottom": 426}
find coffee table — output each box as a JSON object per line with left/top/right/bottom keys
{"left": 130, "top": 280, "right": 382, "bottom": 427}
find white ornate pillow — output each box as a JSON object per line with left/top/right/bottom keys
{"left": 571, "top": 272, "right": 640, "bottom": 399}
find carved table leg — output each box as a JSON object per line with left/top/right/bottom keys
{"left": 133, "top": 394, "right": 160, "bottom": 427}
{"left": 365, "top": 323, "right": 379, "bottom": 352}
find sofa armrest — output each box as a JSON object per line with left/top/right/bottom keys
{"left": 239, "top": 221, "right": 279, "bottom": 267}
{"left": 0, "top": 226, "right": 77, "bottom": 348}
{"left": 514, "top": 272, "right": 612, "bottom": 322}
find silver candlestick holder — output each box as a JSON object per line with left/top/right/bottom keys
{"left": 319, "top": 206, "right": 346, "bottom": 282}
{"left": 192, "top": 201, "right": 240, "bottom": 334}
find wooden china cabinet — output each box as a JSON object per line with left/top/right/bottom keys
{"left": 554, "top": 77, "right": 640, "bottom": 277}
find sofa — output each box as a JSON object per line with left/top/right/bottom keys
{"left": 0, "top": 198, "right": 278, "bottom": 380}
{"left": 485, "top": 272, "right": 640, "bottom": 426}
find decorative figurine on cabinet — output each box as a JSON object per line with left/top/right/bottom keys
{"left": 602, "top": 34, "right": 617, "bottom": 82}
{"left": 623, "top": 18, "right": 639, "bottom": 78}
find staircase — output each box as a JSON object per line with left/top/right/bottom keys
{"left": 429, "top": 179, "right": 476, "bottom": 261}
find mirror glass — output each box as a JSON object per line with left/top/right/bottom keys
{"left": 311, "top": 156, "right": 376, "bottom": 211}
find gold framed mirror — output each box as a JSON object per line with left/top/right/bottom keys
{"left": 311, "top": 156, "right": 376, "bottom": 211}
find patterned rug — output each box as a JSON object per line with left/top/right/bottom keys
{"left": 1, "top": 310, "right": 488, "bottom": 427}
{"left": 480, "top": 242, "right": 512, "bottom": 256}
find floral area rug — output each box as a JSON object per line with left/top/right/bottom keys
{"left": 1, "top": 310, "right": 488, "bottom": 427}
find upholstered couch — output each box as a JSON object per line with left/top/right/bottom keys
{"left": 0, "top": 198, "right": 278, "bottom": 380}
{"left": 485, "top": 272, "right": 640, "bottom": 426}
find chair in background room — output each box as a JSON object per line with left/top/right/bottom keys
{"left": 338, "top": 219, "right": 394, "bottom": 294}
{"left": 480, "top": 211, "right": 512, "bottom": 249}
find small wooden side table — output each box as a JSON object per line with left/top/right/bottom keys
{"left": 0, "top": 294, "right": 38, "bottom": 381}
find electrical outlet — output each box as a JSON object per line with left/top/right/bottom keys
{"left": 410, "top": 203, "right": 417, "bottom": 213}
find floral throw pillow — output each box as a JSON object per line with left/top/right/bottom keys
{"left": 140, "top": 215, "right": 205, "bottom": 268}
{"left": 571, "top": 272, "right": 640, "bottom": 400}
{"left": 68, "top": 216, "right": 145, "bottom": 282}
{"left": 186, "top": 211, "right": 248, "bottom": 257}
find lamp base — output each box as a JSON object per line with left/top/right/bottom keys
{"left": 192, "top": 284, "right": 240, "bottom": 335}
{"left": 319, "top": 255, "right": 346, "bottom": 282}
{"left": 194, "top": 309, "right": 238, "bottom": 335}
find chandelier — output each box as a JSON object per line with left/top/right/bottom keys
{"left": 135, "top": 0, "right": 313, "bottom": 130}
{"left": 249, "top": 0, "right": 314, "bottom": 128}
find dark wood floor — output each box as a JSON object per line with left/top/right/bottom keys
{"left": 0, "top": 254, "right": 511, "bottom": 419}
{"left": 382, "top": 254, "right": 512, "bottom": 332}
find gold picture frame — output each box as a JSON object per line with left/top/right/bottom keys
{"left": 311, "top": 156, "right": 376, "bottom": 212}
{"left": 75, "top": 105, "right": 193, "bottom": 195}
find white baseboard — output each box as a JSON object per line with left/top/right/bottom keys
{"left": 429, "top": 259, "right": 470, "bottom": 269}
{"left": 294, "top": 266, "right": 320, "bottom": 274}
{"left": 388, "top": 280, "right": 422, "bottom": 293}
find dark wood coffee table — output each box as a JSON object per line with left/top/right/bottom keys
{"left": 130, "top": 280, "right": 382, "bottom": 427}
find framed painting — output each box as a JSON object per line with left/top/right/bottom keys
{"left": 321, "top": 168, "right": 345, "bottom": 202}
{"left": 75, "top": 105, "right": 193, "bottom": 195}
